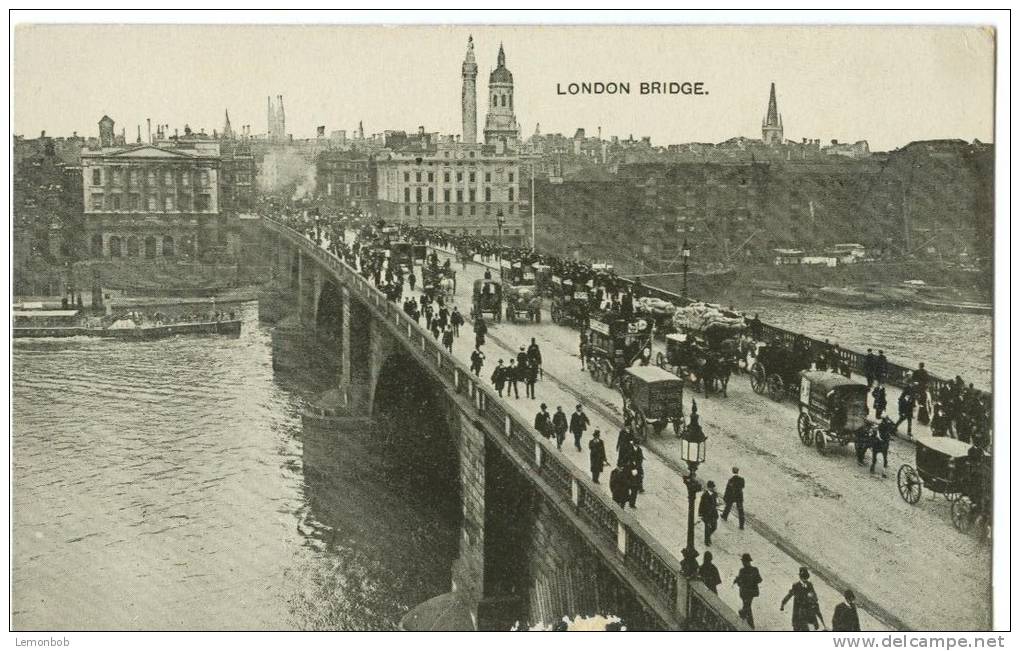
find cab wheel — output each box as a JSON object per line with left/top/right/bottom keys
{"left": 797, "top": 412, "right": 814, "bottom": 445}
{"left": 897, "top": 465, "right": 922, "bottom": 504}
{"left": 750, "top": 363, "right": 767, "bottom": 394}
{"left": 951, "top": 496, "right": 976, "bottom": 533}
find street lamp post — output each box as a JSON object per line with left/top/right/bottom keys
{"left": 679, "top": 399, "right": 706, "bottom": 578}
{"left": 496, "top": 214, "right": 505, "bottom": 283}
{"left": 681, "top": 237, "right": 692, "bottom": 302}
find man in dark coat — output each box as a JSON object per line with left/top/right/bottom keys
{"left": 721, "top": 467, "right": 745, "bottom": 530}
{"left": 588, "top": 430, "right": 607, "bottom": 483}
{"left": 552, "top": 406, "right": 568, "bottom": 450}
{"left": 864, "top": 348, "right": 877, "bottom": 387}
{"left": 896, "top": 387, "right": 916, "bottom": 437}
{"left": 781, "top": 567, "right": 825, "bottom": 631}
{"left": 524, "top": 360, "right": 538, "bottom": 399}
{"left": 876, "top": 350, "right": 888, "bottom": 385}
{"left": 516, "top": 346, "right": 529, "bottom": 370}
{"left": 831, "top": 590, "right": 861, "bottom": 632}
{"left": 441, "top": 326, "right": 454, "bottom": 353}
{"left": 527, "top": 338, "right": 543, "bottom": 379}
{"left": 631, "top": 443, "right": 645, "bottom": 493}
{"left": 470, "top": 347, "right": 485, "bottom": 376}
{"left": 506, "top": 360, "right": 520, "bottom": 399}
{"left": 491, "top": 360, "right": 506, "bottom": 397}
{"left": 570, "top": 405, "right": 590, "bottom": 452}
{"left": 626, "top": 465, "right": 641, "bottom": 508}
{"left": 609, "top": 464, "right": 629, "bottom": 508}
{"left": 733, "top": 553, "right": 762, "bottom": 629}
{"left": 474, "top": 317, "right": 487, "bottom": 349}
{"left": 450, "top": 306, "right": 464, "bottom": 337}
{"left": 872, "top": 384, "right": 887, "bottom": 419}
{"left": 533, "top": 403, "right": 552, "bottom": 439}
{"left": 699, "top": 480, "right": 720, "bottom": 545}
{"left": 699, "top": 551, "right": 722, "bottom": 594}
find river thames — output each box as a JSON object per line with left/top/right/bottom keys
{"left": 11, "top": 301, "right": 459, "bottom": 631}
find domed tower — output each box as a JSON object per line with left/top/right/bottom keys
{"left": 461, "top": 36, "right": 478, "bottom": 144}
{"left": 483, "top": 43, "right": 520, "bottom": 147}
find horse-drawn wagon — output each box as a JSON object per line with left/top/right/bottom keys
{"left": 796, "top": 371, "right": 870, "bottom": 454}
{"left": 619, "top": 366, "right": 686, "bottom": 442}
{"left": 584, "top": 314, "right": 654, "bottom": 388}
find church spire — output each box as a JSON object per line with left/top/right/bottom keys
{"left": 764, "top": 82, "right": 780, "bottom": 127}
{"left": 762, "top": 82, "right": 784, "bottom": 145}
{"left": 497, "top": 42, "right": 505, "bottom": 68}
{"left": 222, "top": 109, "right": 233, "bottom": 140}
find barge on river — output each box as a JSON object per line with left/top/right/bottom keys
{"left": 13, "top": 309, "right": 241, "bottom": 340}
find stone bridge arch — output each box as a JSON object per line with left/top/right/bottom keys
{"left": 315, "top": 280, "right": 343, "bottom": 343}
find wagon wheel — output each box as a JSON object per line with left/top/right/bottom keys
{"left": 897, "top": 465, "right": 923, "bottom": 504}
{"left": 814, "top": 429, "right": 827, "bottom": 454}
{"left": 766, "top": 374, "right": 785, "bottom": 402}
{"left": 951, "top": 495, "right": 976, "bottom": 533}
{"left": 750, "top": 363, "right": 767, "bottom": 394}
{"left": 656, "top": 351, "right": 666, "bottom": 369}
{"left": 797, "top": 412, "right": 814, "bottom": 446}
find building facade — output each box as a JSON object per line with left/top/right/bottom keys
{"left": 80, "top": 117, "right": 222, "bottom": 259}
{"left": 375, "top": 141, "right": 524, "bottom": 244}
{"left": 316, "top": 148, "right": 374, "bottom": 211}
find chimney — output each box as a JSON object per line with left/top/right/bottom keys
{"left": 831, "top": 139, "right": 838, "bottom": 146}
{"left": 147, "top": 118, "right": 152, "bottom": 143}
{"left": 40, "top": 130, "right": 46, "bottom": 138}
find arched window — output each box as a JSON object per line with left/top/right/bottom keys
{"left": 501, "top": 94, "right": 506, "bottom": 107}
{"left": 493, "top": 94, "right": 497, "bottom": 107}
{"left": 91, "top": 233, "right": 104, "bottom": 257}
{"left": 126, "top": 237, "right": 139, "bottom": 257}
{"left": 509, "top": 94, "right": 513, "bottom": 110}
{"left": 108, "top": 236, "right": 122, "bottom": 258}
{"left": 144, "top": 236, "right": 157, "bottom": 259}
{"left": 162, "top": 235, "right": 175, "bottom": 257}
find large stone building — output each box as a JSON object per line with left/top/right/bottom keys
{"left": 80, "top": 115, "right": 224, "bottom": 259}
{"left": 316, "top": 148, "right": 374, "bottom": 211}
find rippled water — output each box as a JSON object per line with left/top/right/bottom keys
{"left": 734, "top": 298, "right": 993, "bottom": 390}
{"left": 11, "top": 301, "right": 458, "bottom": 631}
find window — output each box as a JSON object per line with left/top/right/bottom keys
{"left": 92, "top": 169, "right": 102, "bottom": 185}
{"left": 404, "top": 188, "right": 411, "bottom": 202}
{"left": 444, "top": 205, "right": 450, "bottom": 215}
{"left": 111, "top": 194, "right": 121, "bottom": 210}
{"left": 165, "top": 196, "right": 175, "bottom": 211}
{"left": 485, "top": 172, "right": 491, "bottom": 182}
{"left": 427, "top": 188, "right": 434, "bottom": 202}
{"left": 165, "top": 170, "right": 174, "bottom": 185}
{"left": 444, "top": 172, "right": 450, "bottom": 183}
{"left": 508, "top": 188, "right": 514, "bottom": 201}
{"left": 404, "top": 206, "right": 411, "bottom": 216}
{"left": 509, "top": 172, "right": 515, "bottom": 182}
{"left": 515, "top": 229, "right": 521, "bottom": 235}
{"left": 415, "top": 188, "right": 422, "bottom": 203}
{"left": 485, "top": 188, "right": 491, "bottom": 202}
{"left": 112, "top": 169, "right": 122, "bottom": 185}
{"left": 469, "top": 205, "right": 476, "bottom": 215}
{"left": 492, "top": 94, "right": 497, "bottom": 107}
{"left": 148, "top": 170, "right": 156, "bottom": 184}
{"left": 469, "top": 189, "right": 476, "bottom": 202}
{"left": 427, "top": 172, "right": 434, "bottom": 182}
{"left": 197, "top": 194, "right": 210, "bottom": 211}
{"left": 404, "top": 172, "right": 410, "bottom": 182}
{"left": 509, "top": 204, "right": 515, "bottom": 215}
{"left": 147, "top": 195, "right": 157, "bottom": 210}
{"left": 91, "top": 193, "right": 103, "bottom": 210}
{"left": 501, "top": 94, "right": 506, "bottom": 107}
{"left": 443, "top": 189, "right": 451, "bottom": 202}
{"left": 456, "top": 172, "right": 463, "bottom": 182}
{"left": 469, "top": 172, "right": 476, "bottom": 183}
{"left": 179, "top": 194, "right": 191, "bottom": 211}
{"left": 428, "top": 206, "right": 434, "bottom": 216}
{"left": 485, "top": 205, "right": 491, "bottom": 215}
{"left": 456, "top": 205, "right": 463, "bottom": 216}
{"left": 181, "top": 172, "right": 190, "bottom": 186}
{"left": 128, "top": 194, "right": 140, "bottom": 210}
{"left": 130, "top": 169, "right": 140, "bottom": 186}
{"left": 456, "top": 190, "right": 463, "bottom": 203}
{"left": 415, "top": 172, "right": 421, "bottom": 182}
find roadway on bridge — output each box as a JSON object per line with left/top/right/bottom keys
{"left": 406, "top": 248, "right": 990, "bottom": 632}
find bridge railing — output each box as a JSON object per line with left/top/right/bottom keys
{"left": 425, "top": 238, "right": 991, "bottom": 423}
{"left": 266, "top": 217, "right": 747, "bottom": 631}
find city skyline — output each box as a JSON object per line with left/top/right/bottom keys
{"left": 14, "top": 24, "right": 995, "bottom": 151}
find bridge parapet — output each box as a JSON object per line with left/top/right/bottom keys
{"left": 264, "top": 217, "right": 746, "bottom": 631}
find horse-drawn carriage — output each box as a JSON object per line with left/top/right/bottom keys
{"left": 796, "top": 371, "right": 870, "bottom": 455}
{"left": 619, "top": 366, "right": 686, "bottom": 442}
{"left": 584, "top": 314, "right": 654, "bottom": 388}
{"left": 422, "top": 263, "right": 456, "bottom": 301}
{"left": 505, "top": 285, "right": 542, "bottom": 323}
{"left": 470, "top": 278, "right": 502, "bottom": 322}
{"left": 751, "top": 339, "right": 812, "bottom": 401}
{"left": 389, "top": 241, "right": 414, "bottom": 271}
{"left": 658, "top": 303, "right": 745, "bottom": 397}
{"left": 531, "top": 264, "right": 553, "bottom": 296}
{"left": 897, "top": 436, "right": 991, "bottom": 537}
{"left": 550, "top": 276, "right": 591, "bottom": 328}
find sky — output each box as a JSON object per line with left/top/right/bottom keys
{"left": 12, "top": 24, "right": 995, "bottom": 151}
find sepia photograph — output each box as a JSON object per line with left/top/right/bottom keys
{"left": 7, "top": 11, "right": 1007, "bottom": 639}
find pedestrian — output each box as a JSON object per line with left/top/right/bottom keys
{"left": 872, "top": 384, "right": 887, "bottom": 419}
{"left": 524, "top": 360, "right": 538, "bottom": 399}
{"left": 626, "top": 465, "right": 640, "bottom": 509}
{"left": 631, "top": 442, "right": 645, "bottom": 493}
{"left": 616, "top": 427, "right": 634, "bottom": 467}
{"left": 579, "top": 332, "right": 589, "bottom": 371}
{"left": 831, "top": 590, "right": 861, "bottom": 632}
{"left": 474, "top": 317, "right": 487, "bottom": 349}
{"left": 876, "top": 350, "right": 888, "bottom": 385}
{"left": 699, "top": 480, "right": 720, "bottom": 546}
{"left": 450, "top": 306, "right": 463, "bottom": 337}
{"left": 505, "top": 360, "right": 520, "bottom": 399}
{"left": 408, "top": 270, "right": 416, "bottom": 291}
{"left": 570, "top": 404, "right": 590, "bottom": 451}
{"left": 872, "top": 416, "right": 895, "bottom": 475}
{"left": 470, "top": 347, "right": 485, "bottom": 376}
{"left": 610, "top": 464, "right": 629, "bottom": 509}
{"left": 589, "top": 430, "right": 608, "bottom": 483}
{"left": 781, "top": 567, "right": 825, "bottom": 632}
{"left": 895, "top": 386, "right": 916, "bottom": 437}
{"left": 442, "top": 326, "right": 454, "bottom": 353}
{"left": 491, "top": 359, "right": 506, "bottom": 397}
{"left": 527, "top": 338, "right": 543, "bottom": 379}
{"left": 430, "top": 316, "right": 441, "bottom": 340}
{"left": 733, "top": 553, "right": 762, "bottom": 629}
{"left": 699, "top": 551, "right": 722, "bottom": 594}
{"left": 552, "top": 406, "right": 568, "bottom": 450}
{"left": 534, "top": 403, "right": 552, "bottom": 439}
{"left": 864, "top": 348, "right": 876, "bottom": 387}
{"left": 721, "top": 467, "right": 745, "bottom": 530}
